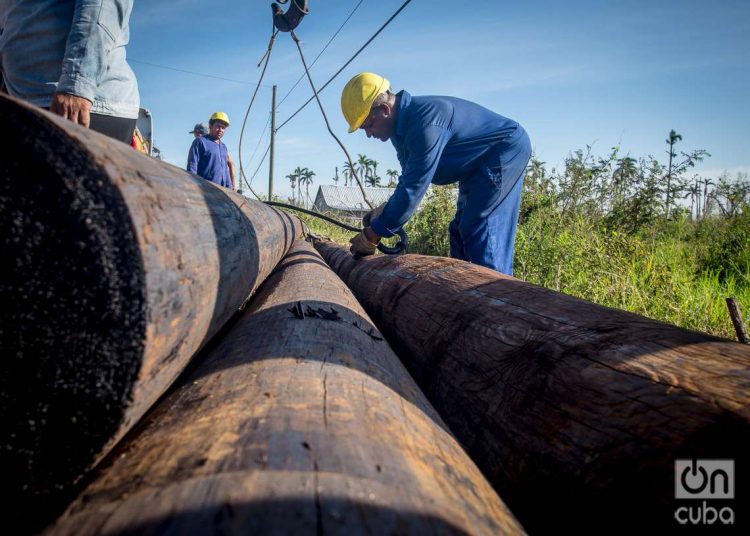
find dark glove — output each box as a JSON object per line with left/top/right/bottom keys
{"left": 349, "top": 230, "right": 378, "bottom": 257}
{"left": 362, "top": 202, "right": 387, "bottom": 228}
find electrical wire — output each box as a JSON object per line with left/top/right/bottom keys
{"left": 129, "top": 59, "right": 272, "bottom": 87}
{"left": 247, "top": 114, "right": 271, "bottom": 166}
{"left": 290, "top": 29, "right": 373, "bottom": 209}
{"left": 276, "top": 0, "right": 365, "bottom": 110}
{"left": 233, "top": 2, "right": 408, "bottom": 254}
{"left": 243, "top": 144, "right": 272, "bottom": 193}
{"left": 276, "top": 0, "right": 413, "bottom": 132}
{"left": 237, "top": 30, "right": 279, "bottom": 201}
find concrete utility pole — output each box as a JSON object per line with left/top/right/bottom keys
{"left": 268, "top": 85, "right": 276, "bottom": 201}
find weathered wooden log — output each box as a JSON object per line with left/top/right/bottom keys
{"left": 0, "top": 94, "right": 303, "bottom": 527}
{"left": 315, "top": 241, "right": 750, "bottom": 532}
{"left": 47, "top": 239, "right": 524, "bottom": 535}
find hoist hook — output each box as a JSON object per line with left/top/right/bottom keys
{"left": 271, "top": 0, "right": 309, "bottom": 32}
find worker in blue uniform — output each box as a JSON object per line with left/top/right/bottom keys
{"left": 342, "top": 72, "right": 531, "bottom": 275}
{"left": 187, "top": 111, "right": 236, "bottom": 190}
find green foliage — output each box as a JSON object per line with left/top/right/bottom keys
{"left": 301, "top": 134, "right": 749, "bottom": 340}
{"left": 403, "top": 186, "right": 455, "bottom": 256}
{"left": 398, "top": 136, "right": 749, "bottom": 340}
{"left": 297, "top": 210, "right": 353, "bottom": 244}
{"left": 513, "top": 204, "right": 750, "bottom": 338}
{"left": 693, "top": 207, "right": 750, "bottom": 284}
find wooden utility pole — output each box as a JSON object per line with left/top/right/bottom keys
{"left": 0, "top": 93, "right": 303, "bottom": 531}
{"left": 49, "top": 240, "right": 524, "bottom": 535}
{"left": 315, "top": 240, "right": 750, "bottom": 534}
{"left": 268, "top": 84, "right": 276, "bottom": 201}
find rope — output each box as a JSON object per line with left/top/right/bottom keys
{"left": 237, "top": 30, "right": 278, "bottom": 202}
{"left": 233, "top": 1, "right": 409, "bottom": 254}
{"left": 276, "top": 0, "right": 413, "bottom": 132}
{"left": 289, "top": 29, "right": 374, "bottom": 209}
{"left": 239, "top": 115, "right": 271, "bottom": 195}
{"left": 276, "top": 0, "right": 365, "bottom": 110}
{"left": 241, "top": 1, "right": 363, "bottom": 198}
{"left": 248, "top": 114, "right": 271, "bottom": 166}
{"left": 242, "top": 144, "right": 271, "bottom": 195}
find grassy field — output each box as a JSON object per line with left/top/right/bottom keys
{"left": 297, "top": 183, "right": 750, "bottom": 341}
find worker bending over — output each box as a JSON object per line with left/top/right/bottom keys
{"left": 342, "top": 73, "right": 531, "bottom": 275}
{"left": 187, "top": 112, "right": 236, "bottom": 190}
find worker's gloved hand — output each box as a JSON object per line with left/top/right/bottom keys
{"left": 362, "top": 202, "right": 387, "bottom": 228}
{"left": 349, "top": 230, "right": 378, "bottom": 258}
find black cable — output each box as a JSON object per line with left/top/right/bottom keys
{"left": 264, "top": 201, "right": 408, "bottom": 254}
{"left": 276, "top": 0, "right": 413, "bottom": 132}
{"left": 266, "top": 202, "right": 360, "bottom": 232}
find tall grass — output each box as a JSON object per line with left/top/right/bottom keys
{"left": 300, "top": 185, "right": 750, "bottom": 340}
{"left": 515, "top": 208, "right": 750, "bottom": 339}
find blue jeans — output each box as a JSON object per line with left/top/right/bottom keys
{"left": 449, "top": 129, "right": 531, "bottom": 275}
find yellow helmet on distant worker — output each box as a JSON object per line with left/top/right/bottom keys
{"left": 341, "top": 72, "right": 390, "bottom": 133}
{"left": 209, "top": 111, "right": 231, "bottom": 126}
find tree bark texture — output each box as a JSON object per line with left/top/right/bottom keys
{"left": 0, "top": 94, "right": 303, "bottom": 528}
{"left": 314, "top": 241, "right": 750, "bottom": 533}
{"left": 47, "top": 239, "right": 524, "bottom": 535}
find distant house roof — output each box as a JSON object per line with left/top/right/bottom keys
{"left": 313, "top": 185, "right": 395, "bottom": 212}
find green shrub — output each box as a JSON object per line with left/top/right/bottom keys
{"left": 296, "top": 181, "right": 749, "bottom": 340}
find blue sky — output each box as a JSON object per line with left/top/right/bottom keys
{"left": 128, "top": 0, "right": 750, "bottom": 201}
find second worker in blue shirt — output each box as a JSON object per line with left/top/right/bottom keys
{"left": 187, "top": 111, "right": 236, "bottom": 190}
{"left": 342, "top": 72, "right": 531, "bottom": 276}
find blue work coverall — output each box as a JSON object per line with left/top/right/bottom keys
{"left": 187, "top": 135, "right": 232, "bottom": 188}
{"left": 369, "top": 91, "right": 532, "bottom": 275}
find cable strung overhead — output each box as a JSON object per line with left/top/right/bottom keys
{"left": 276, "top": 0, "right": 413, "bottom": 132}
{"left": 235, "top": 0, "right": 412, "bottom": 255}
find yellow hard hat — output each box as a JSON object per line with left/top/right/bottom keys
{"left": 341, "top": 72, "right": 390, "bottom": 133}
{"left": 209, "top": 111, "right": 231, "bottom": 126}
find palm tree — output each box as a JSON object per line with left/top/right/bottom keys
{"left": 286, "top": 171, "right": 298, "bottom": 205}
{"left": 365, "top": 171, "right": 381, "bottom": 187}
{"left": 684, "top": 176, "right": 701, "bottom": 219}
{"left": 356, "top": 154, "right": 371, "bottom": 187}
{"left": 300, "top": 168, "right": 315, "bottom": 208}
{"left": 386, "top": 169, "right": 399, "bottom": 187}
{"left": 343, "top": 161, "right": 356, "bottom": 187}
{"left": 332, "top": 166, "right": 339, "bottom": 185}
{"left": 370, "top": 160, "right": 380, "bottom": 186}
{"left": 292, "top": 166, "right": 305, "bottom": 205}
{"left": 665, "top": 129, "right": 682, "bottom": 218}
